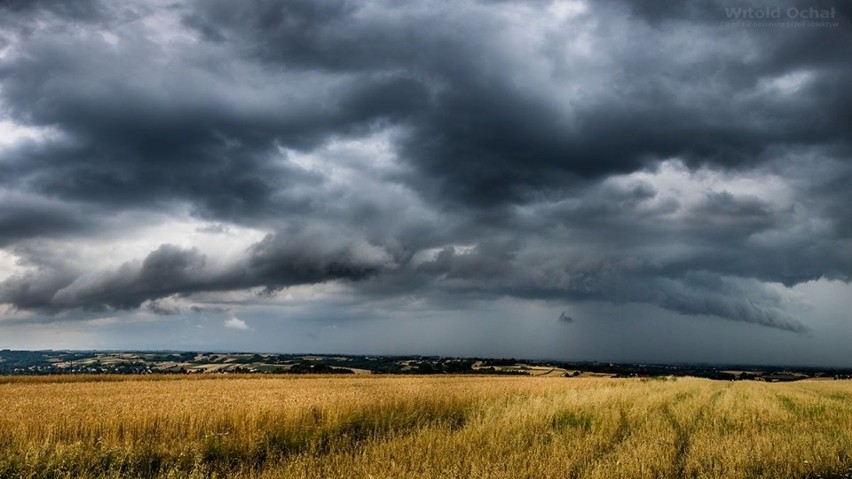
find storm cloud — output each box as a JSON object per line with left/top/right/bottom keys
{"left": 0, "top": 0, "right": 850, "bottom": 355}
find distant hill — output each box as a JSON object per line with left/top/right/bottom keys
{"left": 1, "top": 350, "right": 850, "bottom": 381}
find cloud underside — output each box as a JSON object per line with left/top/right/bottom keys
{"left": 1, "top": 0, "right": 851, "bottom": 334}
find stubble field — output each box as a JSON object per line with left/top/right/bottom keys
{"left": 1, "top": 375, "right": 851, "bottom": 478}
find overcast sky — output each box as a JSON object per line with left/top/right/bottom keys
{"left": 0, "top": 0, "right": 850, "bottom": 366}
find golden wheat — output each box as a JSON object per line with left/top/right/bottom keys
{"left": 1, "top": 375, "right": 850, "bottom": 478}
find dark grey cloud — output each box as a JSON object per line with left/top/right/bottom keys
{"left": 190, "top": 305, "right": 228, "bottom": 314}
{"left": 183, "top": 0, "right": 852, "bottom": 204}
{"left": 0, "top": 0, "right": 850, "bottom": 338}
{"left": 0, "top": 0, "right": 105, "bottom": 25}
{"left": 383, "top": 228, "right": 814, "bottom": 332}
{"left": 145, "top": 300, "right": 180, "bottom": 316}
{"left": 0, "top": 3, "right": 423, "bottom": 226}
{"left": 651, "top": 273, "right": 806, "bottom": 333}
{"left": 0, "top": 228, "right": 395, "bottom": 313}
{"left": 0, "top": 197, "right": 92, "bottom": 247}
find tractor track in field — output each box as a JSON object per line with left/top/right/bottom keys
{"left": 568, "top": 406, "right": 630, "bottom": 479}
{"left": 662, "top": 387, "right": 726, "bottom": 478}
{"left": 573, "top": 388, "right": 710, "bottom": 479}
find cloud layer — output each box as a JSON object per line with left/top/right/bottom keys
{"left": 1, "top": 0, "right": 851, "bottom": 336}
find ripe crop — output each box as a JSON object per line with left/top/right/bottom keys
{"left": 1, "top": 375, "right": 850, "bottom": 478}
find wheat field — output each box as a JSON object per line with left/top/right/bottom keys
{"left": 1, "top": 375, "right": 851, "bottom": 478}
